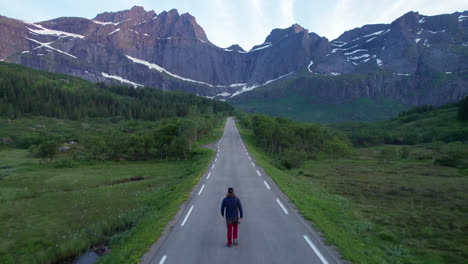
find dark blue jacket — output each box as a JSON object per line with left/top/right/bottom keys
{"left": 221, "top": 196, "right": 243, "bottom": 218}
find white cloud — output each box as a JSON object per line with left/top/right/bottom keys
{"left": 279, "top": 0, "right": 296, "bottom": 27}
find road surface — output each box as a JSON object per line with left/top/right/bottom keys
{"left": 144, "top": 118, "right": 343, "bottom": 264}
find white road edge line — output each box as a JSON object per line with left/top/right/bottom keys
{"left": 263, "top": 181, "right": 271, "bottom": 190}
{"left": 181, "top": 205, "right": 194, "bottom": 226}
{"left": 251, "top": 162, "right": 255, "bottom": 167}
{"left": 198, "top": 184, "right": 205, "bottom": 195}
{"left": 248, "top": 156, "right": 251, "bottom": 160}
{"left": 206, "top": 172, "right": 211, "bottom": 179}
{"left": 303, "top": 235, "right": 328, "bottom": 264}
{"left": 159, "top": 255, "right": 167, "bottom": 264}
{"left": 276, "top": 198, "right": 289, "bottom": 215}
{"left": 211, "top": 164, "right": 215, "bottom": 169}
{"left": 215, "top": 158, "right": 217, "bottom": 162}
{"left": 256, "top": 170, "right": 261, "bottom": 176}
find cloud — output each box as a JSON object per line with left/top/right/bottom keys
{"left": 279, "top": 0, "right": 296, "bottom": 27}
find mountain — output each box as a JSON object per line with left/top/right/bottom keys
{"left": 0, "top": 6, "right": 467, "bottom": 122}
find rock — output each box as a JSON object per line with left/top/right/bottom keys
{"left": 59, "top": 146, "right": 70, "bottom": 152}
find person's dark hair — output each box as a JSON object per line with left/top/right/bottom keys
{"left": 226, "top": 187, "right": 235, "bottom": 197}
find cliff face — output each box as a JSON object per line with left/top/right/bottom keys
{"left": 0, "top": 6, "right": 467, "bottom": 107}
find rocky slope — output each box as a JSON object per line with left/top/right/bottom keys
{"left": 0, "top": 6, "right": 467, "bottom": 109}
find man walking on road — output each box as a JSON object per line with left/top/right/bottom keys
{"left": 221, "top": 187, "right": 243, "bottom": 247}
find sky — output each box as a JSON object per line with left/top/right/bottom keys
{"left": 1, "top": 0, "right": 467, "bottom": 50}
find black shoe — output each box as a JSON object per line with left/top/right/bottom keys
{"left": 233, "top": 239, "right": 238, "bottom": 245}
{"left": 226, "top": 243, "right": 232, "bottom": 248}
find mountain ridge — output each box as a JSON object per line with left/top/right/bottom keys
{"left": 0, "top": 6, "right": 467, "bottom": 118}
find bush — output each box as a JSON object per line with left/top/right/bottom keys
{"left": 17, "top": 135, "right": 45, "bottom": 149}
{"left": 281, "top": 149, "right": 308, "bottom": 169}
{"left": 458, "top": 95, "right": 468, "bottom": 122}
{"left": 379, "top": 147, "right": 398, "bottom": 164}
{"left": 37, "top": 141, "right": 59, "bottom": 162}
{"left": 435, "top": 142, "right": 467, "bottom": 167}
{"left": 400, "top": 146, "right": 411, "bottom": 159}
{"left": 54, "top": 159, "right": 75, "bottom": 168}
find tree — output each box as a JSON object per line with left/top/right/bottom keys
{"left": 37, "top": 141, "right": 59, "bottom": 162}
{"left": 458, "top": 95, "right": 468, "bottom": 122}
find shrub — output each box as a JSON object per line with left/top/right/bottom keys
{"left": 379, "top": 147, "right": 398, "bottom": 164}
{"left": 458, "top": 95, "right": 468, "bottom": 122}
{"left": 400, "top": 146, "right": 411, "bottom": 159}
{"left": 37, "top": 141, "right": 59, "bottom": 162}
{"left": 281, "top": 149, "right": 307, "bottom": 169}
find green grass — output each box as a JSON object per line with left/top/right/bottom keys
{"left": 238, "top": 127, "right": 467, "bottom": 264}
{"left": 0, "top": 149, "right": 212, "bottom": 264}
{"left": 0, "top": 117, "right": 227, "bottom": 264}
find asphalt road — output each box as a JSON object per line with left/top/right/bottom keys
{"left": 146, "top": 118, "right": 343, "bottom": 264}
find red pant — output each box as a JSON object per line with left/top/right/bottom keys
{"left": 227, "top": 222, "right": 238, "bottom": 245}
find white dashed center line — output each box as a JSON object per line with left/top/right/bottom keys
{"left": 263, "top": 181, "right": 271, "bottom": 190}
{"left": 211, "top": 164, "right": 215, "bottom": 169}
{"left": 159, "top": 255, "right": 167, "bottom": 264}
{"left": 276, "top": 198, "right": 289, "bottom": 215}
{"left": 303, "top": 235, "right": 328, "bottom": 264}
{"left": 206, "top": 172, "right": 211, "bottom": 179}
{"left": 198, "top": 184, "right": 205, "bottom": 195}
{"left": 181, "top": 205, "right": 194, "bottom": 226}
{"left": 256, "top": 170, "right": 261, "bottom": 176}
{"left": 251, "top": 162, "right": 255, "bottom": 167}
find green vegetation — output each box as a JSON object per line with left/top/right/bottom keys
{"left": 234, "top": 94, "right": 409, "bottom": 123}
{"left": 0, "top": 61, "right": 231, "bottom": 263}
{"left": 330, "top": 102, "right": 468, "bottom": 147}
{"left": 236, "top": 113, "right": 351, "bottom": 168}
{"left": 239, "top": 128, "right": 467, "bottom": 264}
{"left": 0, "top": 147, "right": 212, "bottom": 264}
{"left": 237, "top": 98, "right": 468, "bottom": 263}
{"left": 0, "top": 61, "right": 232, "bottom": 120}
{"left": 458, "top": 95, "right": 468, "bottom": 122}
{"left": 0, "top": 116, "right": 227, "bottom": 264}
{"left": 231, "top": 71, "right": 465, "bottom": 123}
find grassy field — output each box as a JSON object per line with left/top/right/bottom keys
{"left": 0, "top": 148, "right": 213, "bottom": 264}
{"left": 239, "top": 127, "right": 467, "bottom": 264}
{"left": 0, "top": 117, "right": 227, "bottom": 264}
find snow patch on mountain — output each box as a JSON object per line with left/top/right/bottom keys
{"left": 125, "top": 55, "right": 214, "bottom": 87}
{"left": 25, "top": 23, "right": 85, "bottom": 39}
{"left": 101, "top": 72, "right": 142, "bottom": 87}
{"left": 363, "top": 29, "right": 387, "bottom": 38}
{"left": 26, "top": 37, "right": 77, "bottom": 59}
{"left": 349, "top": 54, "right": 370, "bottom": 60}
{"left": 344, "top": 49, "right": 368, "bottom": 55}
{"left": 376, "top": 58, "right": 383, "bottom": 66}
{"left": 250, "top": 42, "right": 272, "bottom": 52}
{"left": 92, "top": 20, "right": 120, "bottom": 26}
{"left": 307, "top": 60, "right": 314, "bottom": 72}
{"left": 109, "top": 28, "right": 120, "bottom": 35}
{"left": 230, "top": 72, "right": 294, "bottom": 98}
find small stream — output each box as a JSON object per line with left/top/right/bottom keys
{"left": 74, "top": 252, "right": 99, "bottom": 264}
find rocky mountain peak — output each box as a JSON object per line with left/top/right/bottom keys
{"left": 225, "top": 44, "right": 245, "bottom": 52}
{"left": 265, "top": 23, "right": 308, "bottom": 43}
{"left": 291, "top": 23, "right": 306, "bottom": 33}
{"left": 153, "top": 9, "right": 209, "bottom": 42}
{"left": 390, "top": 11, "right": 422, "bottom": 33}
{"left": 93, "top": 6, "right": 156, "bottom": 23}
